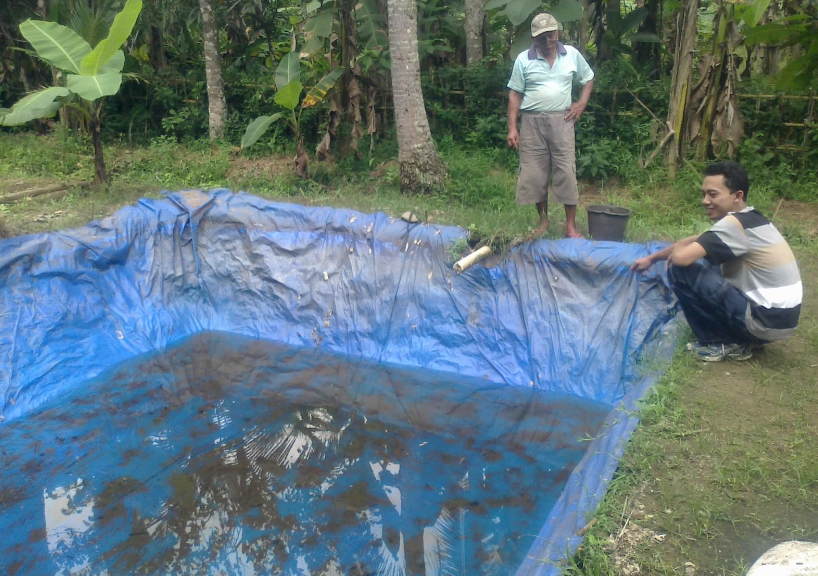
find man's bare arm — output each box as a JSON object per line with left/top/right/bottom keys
{"left": 565, "top": 78, "right": 594, "bottom": 121}
{"left": 507, "top": 90, "right": 523, "bottom": 149}
{"left": 630, "top": 235, "right": 700, "bottom": 273}
{"left": 670, "top": 238, "right": 708, "bottom": 266}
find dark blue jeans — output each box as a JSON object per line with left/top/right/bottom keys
{"left": 667, "top": 260, "right": 768, "bottom": 346}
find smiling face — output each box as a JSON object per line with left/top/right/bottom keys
{"left": 701, "top": 175, "right": 746, "bottom": 221}
{"left": 533, "top": 30, "right": 559, "bottom": 54}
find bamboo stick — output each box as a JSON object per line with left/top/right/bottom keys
{"left": 0, "top": 183, "right": 71, "bottom": 204}
{"left": 1, "top": 189, "right": 70, "bottom": 205}
{"left": 453, "top": 246, "right": 491, "bottom": 273}
{"left": 643, "top": 122, "right": 675, "bottom": 169}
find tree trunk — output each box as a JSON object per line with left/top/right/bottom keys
{"left": 199, "top": 0, "right": 227, "bottom": 141}
{"left": 664, "top": 0, "right": 698, "bottom": 177}
{"left": 579, "top": 0, "right": 591, "bottom": 55}
{"left": 91, "top": 106, "right": 108, "bottom": 185}
{"left": 688, "top": 0, "right": 743, "bottom": 160}
{"left": 386, "top": 0, "right": 447, "bottom": 194}
{"left": 597, "top": 0, "right": 621, "bottom": 62}
{"left": 464, "top": 0, "right": 485, "bottom": 66}
{"left": 149, "top": 25, "right": 166, "bottom": 70}
{"left": 634, "top": 0, "right": 661, "bottom": 76}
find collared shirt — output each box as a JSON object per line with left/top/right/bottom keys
{"left": 507, "top": 43, "right": 595, "bottom": 112}
{"left": 697, "top": 206, "right": 802, "bottom": 340}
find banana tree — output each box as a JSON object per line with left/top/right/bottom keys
{"left": 743, "top": 4, "right": 818, "bottom": 89}
{"left": 600, "top": 7, "right": 663, "bottom": 59}
{"left": 241, "top": 51, "right": 343, "bottom": 177}
{"left": 485, "top": 0, "right": 585, "bottom": 56}
{"left": 0, "top": 0, "right": 142, "bottom": 185}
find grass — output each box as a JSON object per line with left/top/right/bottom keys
{"left": 0, "top": 131, "right": 753, "bottom": 247}
{"left": 1, "top": 130, "right": 818, "bottom": 574}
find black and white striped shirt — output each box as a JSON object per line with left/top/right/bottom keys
{"left": 697, "top": 207, "right": 802, "bottom": 341}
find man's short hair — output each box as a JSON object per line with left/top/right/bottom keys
{"left": 704, "top": 161, "right": 750, "bottom": 201}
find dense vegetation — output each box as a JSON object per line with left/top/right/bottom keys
{"left": 1, "top": 0, "right": 816, "bottom": 196}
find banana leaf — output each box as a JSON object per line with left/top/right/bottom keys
{"left": 19, "top": 19, "right": 91, "bottom": 74}
{"left": 241, "top": 113, "right": 283, "bottom": 149}
{"left": 82, "top": 0, "right": 143, "bottom": 75}
{"left": 302, "top": 68, "right": 344, "bottom": 108}
{"left": 275, "top": 52, "right": 301, "bottom": 91}
{"left": 0, "top": 87, "right": 71, "bottom": 126}
{"left": 67, "top": 73, "right": 123, "bottom": 101}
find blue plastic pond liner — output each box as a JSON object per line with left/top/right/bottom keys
{"left": 0, "top": 189, "right": 682, "bottom": 574}
{"left": 1, "top": 332, "right": 616, "bottom": 575}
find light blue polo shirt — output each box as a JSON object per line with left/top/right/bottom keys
{"left": 507, "top": 43, "right": 595, "bottom": 112}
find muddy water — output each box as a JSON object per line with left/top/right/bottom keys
{"left": 0, "top": 332, "right": 610, "bottom": 576}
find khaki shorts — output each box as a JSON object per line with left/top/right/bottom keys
{"left": 516, "top": 111, "right": 579, "bottom": 206}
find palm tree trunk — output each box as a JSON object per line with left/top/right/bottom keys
{"left": 386, "top": 0, "right": 447, "bottom": 194}
{"left": 199, "top": 0, "right": 227, "bottom": 141}
{"left": 464, "top": 0, "right": 485, "bottom": 66}
{"left": 664, "top": 0, "right": 698, "bottom": 177}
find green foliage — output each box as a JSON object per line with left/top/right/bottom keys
{"left": 124, "top": 137, "right": 230, "bottom": 188}
{"left": 0, "top": 132, "right": 91, "bottom": 179}
{"left": 242, "top": 53, "right": 342, "bottom": 153}
{"left": 448, "top": 237, "right": 469, "bottom": 262}
{"left": 274, "top": 81, "right": 303, "bottom": 111}
{"left": 19, "top": 19, "right": 92, "bottom": 74}
{"left": 737, "top": 133, "right": 776, "bottom": 177}
{"left": 422, "top": 59, "right": 513, "bottom": 144}
{"left": 577, "top": 139, "right": 616, "bottom": 180}
{"left": 241, "top": 113, "right": 284, "bottom": 148}
{"left": 0, "top": 87, "right": 71, "bottom": 126}
{"left": 50, "top": 0, "right": 122, "bottom": 48}
{"left": 81, "top": 0, "right": 142, "bottom": 75}
{"left": 488, "top": 0, "right": 584, "bottom": 28}
{"left": 275, "top": 51, "right": 301, "bottom": 91}
{"left": 160, "top": 103, "right": 209, "bottom": 141}
{"left": 744, "top": 14, "right": 818, "bottom": 90}
{"left": 356, "top": 0, "right": 388, "bottom": 51}
{"left": 464, "top": 114, "right": 508, "bottom": 147}
{"left": 67, "top": 72, "right": 123, "bottom": 100}
{"left": 735, "top": 0, "right": 773, "bottom": 28}
{"left": 602, "top": 8, "right": 663, "bottom": 57}
{"left": 1, "top": 0, "right": 140, "bottom": 127}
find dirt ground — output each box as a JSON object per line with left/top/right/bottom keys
{"left": 2, "top": 174, "right": 817, "bottom": 575}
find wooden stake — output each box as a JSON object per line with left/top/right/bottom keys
{"left": 0, "top": 183, "right": 70, "bottom": 204}
{"left": 643, "top": 122, "right": 676, "bottom": 169}
{"left": 577, "top": 518, "right": 598, "bottom": 536}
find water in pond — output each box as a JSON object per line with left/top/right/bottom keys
{"left": 0, "top": 332, "right": 610, "bottom": 576}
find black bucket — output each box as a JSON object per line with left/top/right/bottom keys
{"left": 587, "top": 204, "right": 631, "bottom": 242}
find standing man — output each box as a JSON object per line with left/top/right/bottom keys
{"left": 507, "top": 13, "right": 595, "bottom": 238}
{"left": 631, "top": 161, "right": 802, "bottom": 361}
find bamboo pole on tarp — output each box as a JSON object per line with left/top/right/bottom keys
{"left": 453, "top": 246, "right": 491, "bottom": 273}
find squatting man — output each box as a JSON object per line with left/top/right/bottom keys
{"left": 631, "top": 161, "right": 802, "bottom": 362}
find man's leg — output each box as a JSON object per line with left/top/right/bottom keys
{"left": 516, "top": 114, "right": 551, "bottom": 236}
{"left": 564, "top": 204, "right": 579, "bottom": 237}
{"left": 545, "top": 115, "right": 582, "bottom": 238}
{"left": 668, "top": 260, "right": 762, "bottom": 346}
{"left": 535, "top": 200, "right": 548, "bottom": 235}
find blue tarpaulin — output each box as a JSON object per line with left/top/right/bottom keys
{"left": 0, "top": 189, "right": 680, "bottom": 575}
